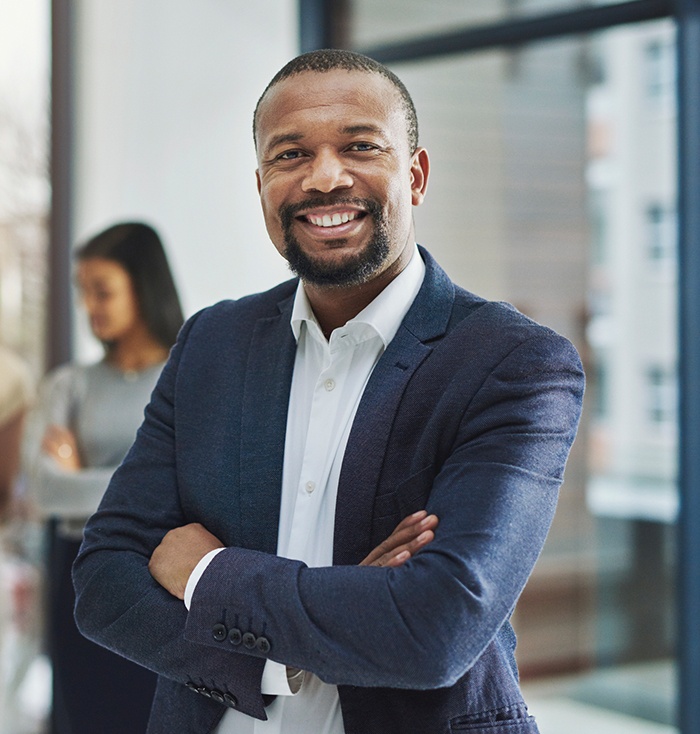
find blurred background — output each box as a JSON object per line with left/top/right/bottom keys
{"left": 1, "top": 1, "right": 698, "bottom": 733}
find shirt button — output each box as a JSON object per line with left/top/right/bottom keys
{"left": 305, "top": 481, "right": 316, "bottom": 494}
{"left": 324, "top": 378, "right": 335, "bottom": 391}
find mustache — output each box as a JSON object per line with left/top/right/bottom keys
{"left": 280, "top": 196, "right": 382, "bottom": 228}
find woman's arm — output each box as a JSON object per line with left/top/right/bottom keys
{"left": 23, "top": 365, "right": 117, "bottom": 519}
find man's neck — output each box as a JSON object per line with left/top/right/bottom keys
{"left": 303, "top": 242, "right": 415, "bottom": 340}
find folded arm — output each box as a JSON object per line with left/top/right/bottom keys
{"left": 74, "top": 318, "right": 583, "bottom": 713}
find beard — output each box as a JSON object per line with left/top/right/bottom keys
{"left": 279, "top": 196, "right": 390, "bottom": 287}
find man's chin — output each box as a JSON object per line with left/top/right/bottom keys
{"left": 285, "top": 244, "right": 376, "bottom": 287}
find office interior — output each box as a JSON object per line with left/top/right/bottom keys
{"left": 1, "top": 1, "right": 699, "bottom": 733}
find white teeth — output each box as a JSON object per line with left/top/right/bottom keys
{"left": 307, "top": 211, "right": 358, "bottom": 227}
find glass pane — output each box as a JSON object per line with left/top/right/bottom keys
{"left": 350, "top": 0, "right": 623, "bottom": 49}
{"left": 388, "top": 18, "right": 677, "bottom": 734}
{"left": 0, "top": 0, "right": 51, "bottom": 727}
{"left": 0, "top": 0, "right": 49, "bottom": 378}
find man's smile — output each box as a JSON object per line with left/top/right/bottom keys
{"left": 303, "top": 208, "right": 364, "bottom": 228}
{"left": 286, "top": 202, "right": 373, "bottom": 241}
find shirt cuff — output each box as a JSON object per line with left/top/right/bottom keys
{"left": 261, "top": 662, "right": 305, "bottom": 696}
{"left": 183, "top": 547, "right": 225, "bottom": 610}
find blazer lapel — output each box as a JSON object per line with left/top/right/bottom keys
{"left": 238, "top": 293, "right": 296, "bottom": 554}
{"left": 333, "top": 249, "right": 455, "bottom": 565}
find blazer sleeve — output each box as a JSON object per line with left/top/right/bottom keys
{"left": 72, "top": 312, "right": 270, "bottom": 722}
{"left": 181, "top": 328, "right": 584, "bottom": 690}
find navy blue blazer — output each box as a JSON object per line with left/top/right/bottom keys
{"left": 73, "top": 248, "right": 584, "bottom": 734}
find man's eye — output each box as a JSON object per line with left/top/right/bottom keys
{"left": 349, "top": 142, "right": 376, "bottom": 152}
{"left": 278, "top": 150, "right": 303, "bottom": 160}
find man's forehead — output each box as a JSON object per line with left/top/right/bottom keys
{"left": 256, "top": 70, "right": 402, "bottom": 137}
{"left": 260, "top": 68, "right": 399, "bottom": 111}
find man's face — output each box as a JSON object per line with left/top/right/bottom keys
{"left": 255, "top": 69, "right": 428, "bottom": 288}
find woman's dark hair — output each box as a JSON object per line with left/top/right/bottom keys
{"left": 75, "top": 222, "right": 184, "bottom": 348}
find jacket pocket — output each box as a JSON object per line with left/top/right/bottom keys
{"left": 373, "top": 464, "right": 435, "bottom": 520}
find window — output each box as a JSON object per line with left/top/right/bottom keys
{"left": 646, "top": 202, "right": 677, "bottom": 264}
{"left": 647, "top": 364, "right": 678, "bottom": 426}
{"left": 644, "top": 37, "right": 675, "bottom": 109}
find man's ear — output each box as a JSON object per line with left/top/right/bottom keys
{"left": 255, "top": 169, "right": 262, "bottom": 195}
{"left": 410, "top": 147, "right": 430, "bottom": 206}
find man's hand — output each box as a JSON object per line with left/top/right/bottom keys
{"left": 148, "top": 523, "right": 224, "bottom": 600}
{"left": 360, "top": 510, "right": 438, "bottom": 568}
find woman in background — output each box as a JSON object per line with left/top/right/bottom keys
{"left": 24, "top": 222, "right": 184, "bottom": 734}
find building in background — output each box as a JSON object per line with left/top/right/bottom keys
{"left": 586, "top": 20, "right": 677, "bottom": 669}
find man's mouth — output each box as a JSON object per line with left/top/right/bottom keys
{"left": 301, "top": 209, "right": 365, "bottom": 228}
{"left": 281, "top": 197, "right": 380, "bottom": 238}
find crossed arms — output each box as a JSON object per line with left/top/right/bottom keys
{"left": 73, "top": 305, "right": 584, "bottom": 719}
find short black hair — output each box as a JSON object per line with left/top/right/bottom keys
{"left": 253, "top": 48, "right": 418, "bottom": 153}
{"left": 75, "top": 222, "right": 184, "bottom": 349}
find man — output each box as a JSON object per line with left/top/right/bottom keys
{"left": 73, "top": 49, "right": 584, "bottom": 734}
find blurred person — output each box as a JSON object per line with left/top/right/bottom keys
{"left": 73, "top": 51, "right": 584, "bottom": 734}
{"left": 24, "top": 222, "right": 184, "bottom": 734}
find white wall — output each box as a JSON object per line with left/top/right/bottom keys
{"left": 73, "top": 0, "right": 297, "bottom": 357}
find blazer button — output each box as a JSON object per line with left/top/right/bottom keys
{"left": 186, "top": 682, "right": 199, "bottom": 693}
{"left": 212, "top": 623, "right": 227, "bottom": 642}
{"left": 228, "top": 627, "right": 242, "bottom": 646}
{"left": 198, "top": 686, "right": 212, "bottom": 698}
{"left": 242, "top": 632, "right": 257, "bottom": 649}
{"left": 210, "top": 689, "right": 225, "bottom": 704}
{"left": 256, "top": 636, "right": 271, "bottom": 654}
{"left": 224, "top": 692, "right": 238, "bottom": 708}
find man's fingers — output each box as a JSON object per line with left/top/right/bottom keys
{"left": 382, "top": 514, "right": 438, "bottom": 552}
{"left": 377, "top": 529, "right": 435, "bottom": 568}
{"left": 359, "top": 511, "right": 428, "bottom": 566}
{"left": 362, "top": 513, "right": 438, "bottom": 567}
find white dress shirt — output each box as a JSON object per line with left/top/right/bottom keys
{"left": 186, "top": 246, "right": 425, "bottom": 734}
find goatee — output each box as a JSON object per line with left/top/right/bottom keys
{"left": 280, "top": 197, "right": 390, "bottom": 287}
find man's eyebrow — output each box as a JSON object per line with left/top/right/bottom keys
{"left": 265, "top": 132, "right": 304, "bottom": 151}
{"left": 341, "top": 124, "right": 386, "bottom": 136}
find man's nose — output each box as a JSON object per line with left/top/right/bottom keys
{"left": 301, "top": 149, "right": 353, "bottom": 193}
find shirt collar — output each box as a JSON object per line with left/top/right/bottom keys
{"left": 290, "top": 244, "right": 425, "bottom": 347}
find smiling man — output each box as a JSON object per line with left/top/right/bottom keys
{"left": 73, "top": 50, "right": 584, "bottom": 734}
{"left": 255, "top": 58, "right": 429, "bottom": 334}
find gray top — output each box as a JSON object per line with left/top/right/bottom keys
{"left": 23, "top": 360, "right": 163, "bottom": 537}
